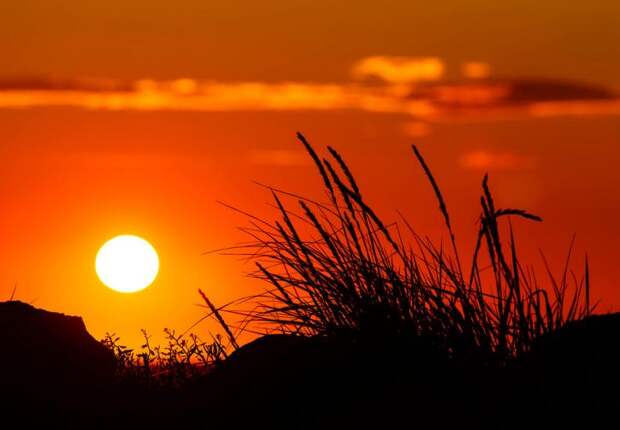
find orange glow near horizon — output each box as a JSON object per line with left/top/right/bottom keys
{"left": 0, "top": 108, "right": 618, "bottom": 349}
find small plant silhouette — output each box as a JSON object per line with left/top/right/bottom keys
{"left": 102, "top": 328, "right": 227, "bottom": 388}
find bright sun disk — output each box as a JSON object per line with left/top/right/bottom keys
{"left": 95, "top": 235, "right": 159, "bottom": 293}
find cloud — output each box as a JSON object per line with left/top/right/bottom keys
{"left": 0, "top": 77, "right": 131, "bottom": 92}
{"left": 0, "top": 58, "right": 618, "bottom": 124}
{"left": 459, "top": 151, "right": 535, "bottom": 171}
{"left": 528, "top": 100, "right": 620, "bottom": 117}
{"left": 409, "top": 79, "right": 616, "bottom": 107}
{"left": 500, "top": 79, "right": 616, "bottom": 104}
{"left": 0, "top": 78, "right": 422, "bottom": 114}
{"left": 0, "top": 82, "right": 360, "bottom": 111}
{"left": 405, "top": 78, "right": 620, "bottom": 122}
{"left": 461, "top": 62, "right": 491, "bottom": 80}
{"left": 351, "top": 56, "right": 445, "bottom": 84}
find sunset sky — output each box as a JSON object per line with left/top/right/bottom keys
{"left": 1, "top": 1, "right": 619, "bottom": 347}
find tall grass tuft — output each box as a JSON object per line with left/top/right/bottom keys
{"left": 216, "top": 132, "right": 593, "bottom": 365}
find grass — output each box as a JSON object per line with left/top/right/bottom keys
{"left": 105, "top": 131, "right": 594, "bottom": 381}
{"left": 212, "top": 132, "right": 593, "bottom": 366}
{"left": 101, "top": 328, "right": 227, "bottom": 389}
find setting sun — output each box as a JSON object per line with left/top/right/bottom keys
{"left": 95, "top": 235, "right": 159, "bottom": 293}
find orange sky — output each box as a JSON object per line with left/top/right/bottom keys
{"left": 1, "top": 1, "right": 619, "bottom": 347}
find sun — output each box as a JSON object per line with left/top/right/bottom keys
{"left": 96, "top": 235, "right": 159, "bottom": 293}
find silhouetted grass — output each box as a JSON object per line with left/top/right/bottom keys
{"left": 106, "top": 132, "right": 593, "bottom": 386}
{"left": 102, "top": 328, "right": 227, "bottom": 388}
{"left": 214, "top": 132, "right": 593, "bottom": 365}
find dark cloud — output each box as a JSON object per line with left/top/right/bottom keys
{"left": 0, "top": 77, "right": 132, "bottom": 92}
{"left": 411, "top": 78, "right": 617, "bottom": 109}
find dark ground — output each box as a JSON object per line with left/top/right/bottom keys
{"left": 0, "top": 301, "right": 618, "bottom": 428}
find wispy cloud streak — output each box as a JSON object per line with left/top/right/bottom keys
{"left": 460, "top": 151, "right": 535, "bottom": 171}
{"left": 351, "top": 56, "right": 445, "bottom": 83}
{"left": 0, "top": 57, "right": 618, "bottom": 121}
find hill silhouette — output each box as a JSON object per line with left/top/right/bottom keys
{"left": 0, "top": 302, "right": 619, "bottom": 427}
{"left": 0, "top": 301, "right": 114, "bottom": 415}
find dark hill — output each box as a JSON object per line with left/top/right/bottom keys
{"left": 197, "top": 333, "right": 491, "bottom": 428}
{"left": 505, "top": 312, "right": 620, "bottom": 427}
{"left": 1, "top": 301, "right": 620, "bottom": 428}
{"left": 0, "top": 301, "right": 115, "bottom": 413}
